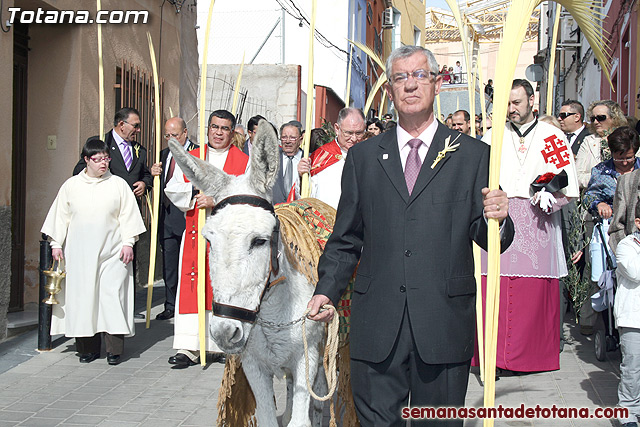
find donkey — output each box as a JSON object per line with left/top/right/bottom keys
{"left": 169, "top": 122, "right": 325, "bottom": 427}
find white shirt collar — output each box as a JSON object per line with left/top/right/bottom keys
{"left": 112, "top": 129, "right": 128, "bottom": 146}
{"left": 571, "top": 125, "right": 585, "bottom": 136}
{"left": 283, "top": 149, "right": 303, "bottom": 160}
{"left": 396, "top": 118, "right": 439, "bottom": 152}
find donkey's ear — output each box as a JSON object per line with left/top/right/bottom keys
{"left": 248, "top": 119, "right": 279, "bottom": 197}
{"left": 168, "top": 138, "right": 229, "bottom": 197}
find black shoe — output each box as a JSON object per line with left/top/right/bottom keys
{"left": 212, "top": 353, "right": 226, "bottom": 364}
{"left": 168, "top": 353, "right": 197, "bottom": 368}
{"left": 79, "top": 352, "right": 100, "bottom": 363}
{"left": 134, "top": 313, "right": 145, "bottom": 319}
{"left": 106, "top": 353, "right": 121, "bottom": 365}
{"left": 156, "top": 309, "right": 175, "bottom": 320}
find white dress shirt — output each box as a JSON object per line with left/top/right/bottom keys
{"left": 396, "top": 118, "right": 439, "bottom": 171}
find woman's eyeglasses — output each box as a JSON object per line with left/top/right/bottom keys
{"left": 590, "top": 114, "right": 608, "bottom": 123}
{"left": 90, "top": 157, "right": 111, "bottom": 164}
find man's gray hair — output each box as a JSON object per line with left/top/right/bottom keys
{"left": 385, "top": 46, "right": 439, "bottom": 78}
{"left": 336, "top": 107, "right": 365, "bottom": 126}
{"left": 279, "top": 121, "right": 302, "bottom": 136}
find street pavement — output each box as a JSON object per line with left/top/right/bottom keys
{"left": 0, "top": 284, "right": 625, "bottom": 426}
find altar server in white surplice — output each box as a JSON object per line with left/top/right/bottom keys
{"left": 42, "top": 138, "right": 146, "bottom": 365}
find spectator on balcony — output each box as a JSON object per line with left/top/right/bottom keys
{"left": 453, "top": 61, "right": 462, "bottom": 83}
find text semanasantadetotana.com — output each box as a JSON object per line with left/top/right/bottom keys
{"left": 402, "top": 404, "right": 628, "bottom": 420}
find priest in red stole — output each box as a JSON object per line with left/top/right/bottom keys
{"left": 165, "top": 109, "right": 249, "bottom": 368}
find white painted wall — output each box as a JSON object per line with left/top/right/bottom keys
{"left": 196, "top": 0, "right": 349, "bottom": 115}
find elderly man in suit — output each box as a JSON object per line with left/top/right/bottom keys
{"left": 307, "top": 45, "right": 515, "bottom": 425}
{"left": 73, "top": 107, "right": 155, "bottom": 196}
{"left": 272, "top": 121, "right": 303, "bottom": 204}
{"left": 154, "top": 117, "right": 198, "bottom": 320}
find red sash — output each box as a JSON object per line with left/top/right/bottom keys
{"left": 179, "top": 145, "right": 249, "bottom": 314}
{"left": 310, "top": 140, "right": 343, "bottom": 176}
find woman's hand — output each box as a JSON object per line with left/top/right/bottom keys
{"left": 120, "top": 246, "right": 134, "bottom": 264}
{"left": 52, "top": 248, "right": 64, "bottom": 261}
{"left": 597, "top": 202, "right": 612, "bottom": 219}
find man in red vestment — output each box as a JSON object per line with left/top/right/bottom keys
{"left": 297, "top": 107, "right": 366, "bottom": 208}
{"left": 164, "top": 109, "right": 249, "bottom": 368}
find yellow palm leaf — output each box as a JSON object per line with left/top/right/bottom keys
{"left": 444, "top": 0, "right": 475, "bottom": 109}
{"left": 349, "top": 39, "right": 385, "bottom": 72}
{"left": 364, "top": 74, "right": 388, "bottom": 116}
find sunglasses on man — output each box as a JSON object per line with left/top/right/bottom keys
{"left": 558, "top": 112, "right": 576, "bottom": 120}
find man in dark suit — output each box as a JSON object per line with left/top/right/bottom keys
{"left": 272, "top": 121, "right": 303, "bottom": 204}
{"left": 73, "top": 107, "right": 154, "bottom": 196}
{"left": 307, "top": 46, "right": 515, "bottom": 425}
{"left": 558, "top": 99, "right": 590, "bottom": 348}
{"left": 559, "top": 99, "right": 590, "bottom": 155}
{"left": 243, "top": 115, "right": 266, "bottom": 156}
{"left": 155, "top": 117, "right": 198, "bottom": 320}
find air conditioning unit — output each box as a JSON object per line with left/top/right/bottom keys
{"left": 559, "top": 15, "right": 579, "bottom": 45}
{"left": 382, "top": 7, "right": 393, "bottom": 28}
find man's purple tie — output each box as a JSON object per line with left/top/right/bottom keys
{"left": 404, "top": 138, "right": 423, "bottom": 195}
{"left": 122, "top": 142, "right": 132, "bottom": 170}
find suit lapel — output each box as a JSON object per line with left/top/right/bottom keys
{"left": 129, "top": 142, "right": 141, "bottom": 171}
{"left": 107, "top": 132, "right": 126, "bottom": 167}
{"left": 378, "top": 129, "right": 410, "bottom": 203}
{"left": 408, "top": 123, "right": 454, "bottom": 203}
{"left": 277, "top": 147, "right": 287, "bottom": 195}
{"left": 160, "top": 148, "right": 170, "bottom": 189}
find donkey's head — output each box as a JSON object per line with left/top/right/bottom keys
{"left": 169, "top": 120, "right": 281, "bottom": 353}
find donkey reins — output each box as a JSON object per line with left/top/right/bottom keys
{"left": 209, "top": 194, "right": 282, "bottom": 323}
{"left": 210, "top": 194, "right": 274, "bottom": 216}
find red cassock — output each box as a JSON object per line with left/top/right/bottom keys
{"left": 178, "top": 145, "right": 249, "bottom": 314}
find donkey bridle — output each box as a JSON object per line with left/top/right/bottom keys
{"left": 209, "top": 195, "right": 282, "bottom": 323}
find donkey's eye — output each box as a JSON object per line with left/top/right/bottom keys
{"left": 250, "top": 238, "right": 268, "bottom": 249}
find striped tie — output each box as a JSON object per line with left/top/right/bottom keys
{"left": 122, "top": 142, "right": 132, "bottom": 170}
{"left": 404, "top": 138, "right": 423, "bottom": 195}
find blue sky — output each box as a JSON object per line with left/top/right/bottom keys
{"left": 429, "top": 0, "right": 451, "bottom": 9}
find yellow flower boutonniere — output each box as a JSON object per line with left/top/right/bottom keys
{"left": 431, "top": 134, "right": 461, "bottom": 169}
{"left": 133, "top": 144, "right": 140, "bottom": 158}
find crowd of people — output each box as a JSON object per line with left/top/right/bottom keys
{"left": 40, "top": 45, "right": 640, "bottom": 426}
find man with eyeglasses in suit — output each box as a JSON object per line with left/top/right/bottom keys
{"left": 306, "top": 46, "right": 514, "bottom": 425}
{"left": 297, "top": 107, "right": 366, "bottom": 209}
{"left": 272, "top": 121, "right": 303, "bottom": 204}
{"left": 558, "top": 100, "right": 590, "bottom": 156}
{"left": 73, "top": 107, "right": 156, "bottom": 197}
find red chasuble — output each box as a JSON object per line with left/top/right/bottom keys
{"left": 310, "top": 139, "right": 343, "bottom": 176}
{"left": 179, "top": 145, "right": 249, "bottom": 314}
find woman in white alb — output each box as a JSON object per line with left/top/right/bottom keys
{"left": 42, "top": 138, "right": 146, "bottom": 365}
